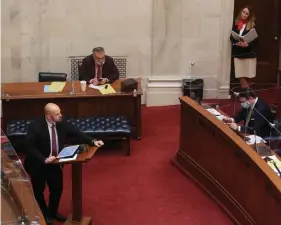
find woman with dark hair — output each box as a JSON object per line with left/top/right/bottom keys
{"left": 231, "top": 5, "right": 257, "bottom": 88}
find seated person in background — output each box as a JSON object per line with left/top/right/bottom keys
{"left": 79, "top": 47, "right": 119, "bottom": 85}
{"left": 223, "top": 88, "right": 274, "bottom": 138}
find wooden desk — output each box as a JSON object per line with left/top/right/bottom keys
{"left": 173, "top": 97, "right": 281, "bottom": 225}
{"left": 1, "top": 79, "right": 142, "bottom": 139}
{"left": 53, "top": 146, "right": 99, "bottom": 225}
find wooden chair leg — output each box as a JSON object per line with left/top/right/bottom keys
{"left": 123, "top": 138, "right": 130, "bottom": 156}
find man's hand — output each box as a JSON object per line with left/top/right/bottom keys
{"left": 99, "top": 78, "right": 108, "bottom": 85}
{"left": 91, "top": 79, "right": 99, "bottom": 86}
{"left": 222, "top": 117, "right": 233, "bottom": 123}
{"left": 227, "top": 122, "right": 238, "bottom": 131}
{"left": 93, "top": 140, "right": 104, "bottom": 147}
{"left": 45, "top": 156, "right": 56, "bottom": 164}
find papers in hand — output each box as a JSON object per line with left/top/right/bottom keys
{"left": 57, "top": 145, "right": 79, "bottom": 159}
{"left": 245, "top": 135, "right": 266, "bottom": 145}
{"left": 231, "top": 28, "right": 258, "bottom": 43}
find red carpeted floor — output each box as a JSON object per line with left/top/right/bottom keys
{"left": 51, "top": 105, "right": 235, "bottom": 225}
{"left": 51, "top": 86, "right": 278, "bottom": 225}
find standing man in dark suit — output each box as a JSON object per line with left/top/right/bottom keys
{"left": 79, "top": 47, "right": 119, "bottom": 85}
{"left": 24, "top": 103, "right": 104, "bottom": 224}
{"left": 223, "top": 88, "right": 274, "bottom": 138}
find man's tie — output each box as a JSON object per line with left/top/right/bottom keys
{"left": 51, "top": 124, "right": 58, "bottom": 156}
{"left": 245, "top": 107, "right": 254, "bottom": 127}
{"left": 96, "top": 65, "right": 102, "bottom": 80}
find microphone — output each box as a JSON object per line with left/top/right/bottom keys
{"left": 252, "top": 107, "right": 281, "bottom": 155}
{"left": 250, "top": 127, "right": 272, "bottom": 156}
{"left": 253, "top": 130, "right": 257, "bottom": 152}
{"left": 229, "top": 87, "right": 240, "bottom": 97}
{"left": 252, "top": 107, "right": 281, "bottom": 136}
{"left": 196, "top": 98, "right": 201, "bottom": 105}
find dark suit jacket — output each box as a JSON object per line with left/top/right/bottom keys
{"left": 230, "top": 24, "right": 258, "bottom": 59}
{"left": 234, "top": 98, "right": 274, "bottom": 138}
{"left": 24, "top": 118, "right": 93, "bottom": 171}
{"left": 79, "top": 55, "right": 119, "bottom": 83}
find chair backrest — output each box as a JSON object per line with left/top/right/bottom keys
{"left": 38, "top": 72, "right": 67, "bottom": 82}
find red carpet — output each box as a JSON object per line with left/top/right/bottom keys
{"left": 53, "top": 105, "right": 234, "bottom": 225}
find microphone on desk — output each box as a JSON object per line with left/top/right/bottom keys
{"left": 252, "top": 107, "right": 281, "bottom": 136}
{"left": 251, "top": 107, "right": 281, "bottom": 156}
{"left": 253, "top": 130, "right": 258, "bottom": 152}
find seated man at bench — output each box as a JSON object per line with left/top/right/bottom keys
{"left": 79, "top": 47, "right": 119, "bottom": 85}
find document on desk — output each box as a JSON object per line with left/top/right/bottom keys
{"left": 89, "top": 84, "right": 102, "bottom": 90}
{"left": 88, "top": 84, "right": 116, "bottom": 94}
{"left": 262, "top": 155, "right": 281, "bottom": 176}
{"left": 48, "top": 82, "right": 66, "bottom": 92}
{"left": 245, "top": 135, "right": 266, "bottom": 145}
{"left": 99, "top": 84, "right": 116, "bottom": 95}
{"left": 206, "top": 108, "right": 221, "bottom": 116}
{"left": 44, "top": 85, "right": 57, "bottom": 93}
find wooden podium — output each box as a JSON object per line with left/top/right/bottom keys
{"left": 53, "top": 146, "right": 99, "bottom": 225}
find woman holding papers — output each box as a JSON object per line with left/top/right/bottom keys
{"left": 231, "top": 5, "right": 258, "bottom": 88}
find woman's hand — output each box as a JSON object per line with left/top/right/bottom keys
{"left": 236, "top": 40, "right": 248, "bottom": 47}
{"left": 240, "top": 40, "right": 248, "bottom": 47}
{"left": 235, "top": 41, "right": 243, "bottom": 47}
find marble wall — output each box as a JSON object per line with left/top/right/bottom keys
{"left": 147, "top": 0, "right": 234, "bottom": 105}
{"left": 1, "top": 0, "right": 235, "bottom": 105}
{"left": 1, "top": 0, "right": 153, "bottom": 83}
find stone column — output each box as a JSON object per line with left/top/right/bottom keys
{"left": 147, "top": 0, "right": 234, "bottom": 106}
{"left": 20, "top": 0, "right": 50, "bottom": 82}
{"left": 1, "top": 0, "right": 22, "bottom": 83}
{"left": 146, "top": 0, "right": 183, "bottom": 106}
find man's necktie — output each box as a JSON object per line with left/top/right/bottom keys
{"left": 245, "top": 107, "right": 254, "bottom": 127}
{"left": 96, "top": 65, "right": 102, "bottom": 80}
{"left": 51, "top": 124, "right": 58, "bottom": 156}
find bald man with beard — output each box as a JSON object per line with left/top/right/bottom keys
{"left": 24, "top": 103, "right": 104, "bottom": 225}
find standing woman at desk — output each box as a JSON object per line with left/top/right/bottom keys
{"left": 231, "top": 5, "right": 257, "bottom": 88}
